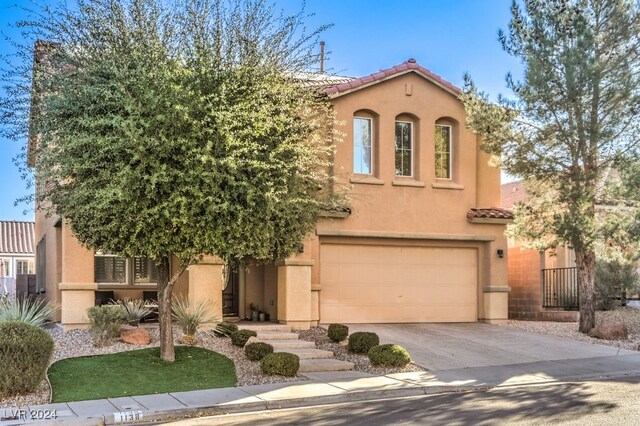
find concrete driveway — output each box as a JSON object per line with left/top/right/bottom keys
{"left": 344, "top": 323, "right": 635, "bottom": 371}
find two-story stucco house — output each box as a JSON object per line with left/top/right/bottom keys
{"left": 33, "top": 57, "right": 513, "bottom": 329}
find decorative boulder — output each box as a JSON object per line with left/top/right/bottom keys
{"left": 244, "top": 336, "right": 260, "bottom": 347}
{"left": 587, "top": 322, "right": 628, "bottom": 341}
{"left": 121, "top": 328, "right": 151, "bottom": 345}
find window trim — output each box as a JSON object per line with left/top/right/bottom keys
{"left": 435, "top": 124, "right": 453, "bottom": 180}
{"left": 395, "top": 120, "right": 414, "bottom": 178}
{"left": 353, "top": 116, "right": 374, "bottom": 175}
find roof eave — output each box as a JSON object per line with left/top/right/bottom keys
{"left": 327, "top": 69, "right": 461, "bottom": 100}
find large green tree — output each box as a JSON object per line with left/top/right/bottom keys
{"left": 461, "top": 0, "right": 640, "bottom": 332}
{"left": 4, "top": 0, "right": 338, "bottom": 361}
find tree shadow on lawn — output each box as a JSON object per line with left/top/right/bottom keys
{"left": 47, "top": 346, "right": 236, "bottom": 403}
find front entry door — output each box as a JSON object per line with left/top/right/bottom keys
{"left": 222, "top": 267, "right": 239, "bottom": 317}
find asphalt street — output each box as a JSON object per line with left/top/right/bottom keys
{"left": 161, "top": 374, "right": 640, "bottom": 425}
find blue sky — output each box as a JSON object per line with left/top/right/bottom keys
{"left": 0, "top": 0, "right": 521, "bottom": 221}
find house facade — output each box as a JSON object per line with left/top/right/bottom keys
{"left": 0, "top": 221, "right": 36, "bottom": 296}
{"left": 34, "top": 59, "right": 512, "bottom": 329}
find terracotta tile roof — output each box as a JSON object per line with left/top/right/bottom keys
{"left": 500, "top": 180, "right": 528, "bottom": 209}
{"left": 0, "top": 221, "right": 35, "bottom": 254}
{"left": 467, "top": 208, "right": 514, "bottom": 221}
{"left": 324, "top": 58, "right": 461, "bottom": 97}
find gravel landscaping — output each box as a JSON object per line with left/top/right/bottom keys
{"left": 0, "top": 325, "right": 306, "bottom": 409}
{"left": 497, "top": 306, "right": 640, "bottom": 351}
{"left": 297, "top": 327, "right": 426, "bottom": 375}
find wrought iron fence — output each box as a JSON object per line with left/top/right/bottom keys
{"left": 542, "top": 267, "right": 578, "bottom": 310}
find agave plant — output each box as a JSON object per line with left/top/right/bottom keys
{"left": 172, "top": 296, "right": 217, "bottom": 345}
{"left": 112, "top": 298, "right": 154, "bottom": 326}
{"left": 0, "top": 295, "right": 58, "bottom": 327}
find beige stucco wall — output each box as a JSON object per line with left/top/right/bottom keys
{"left": 43, "top": 69, "right": 509, "bottom": 327}
{"left": 305, "top": 72, "right": 508, "bottom": 323}
{"left": 34, "top": 205, "right": 62, "bottom": 322}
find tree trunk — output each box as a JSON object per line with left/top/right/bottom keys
{"left": 157, "top": 256, "right": 175, "bottom": 362}
{"left": 575, "top": 249, "right": 596, "bottom": 333}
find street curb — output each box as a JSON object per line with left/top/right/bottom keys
{"left": 22, "top": 385, "right": 486, "bottom": 426}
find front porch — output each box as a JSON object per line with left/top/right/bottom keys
{"left": 57, "top": 256, "right": 318, "bottom": 330}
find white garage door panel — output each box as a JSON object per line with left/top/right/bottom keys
{"left": 320, "top": 244, "right": 478, "bottom": 323}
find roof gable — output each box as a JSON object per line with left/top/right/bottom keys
{"left": 325, "top": 58, "right": 462, "bottom": 98}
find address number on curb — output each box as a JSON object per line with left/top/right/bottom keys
{"left": 114, "top": 410, "right": 144, "bottom": 423}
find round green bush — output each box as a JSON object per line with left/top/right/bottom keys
{"left": 260, "top": 352, "right": 300, "bottom": 376}
{"left": 0, "top": 321, "right": 55, "bottom": 395}
{"left": 231, "top": 329, "right": 257, "bottom": 346}
{"left": 348, "top": 331, "right": 380, "bottom": 354}
{"left": 327, "top": 323, "right": 349, "bottom": 342}
{"left": 244, "top": 342, "right": 274, "bottom": 361}
{"left": 368, "top": 344, "right": 411, "bottom": 367}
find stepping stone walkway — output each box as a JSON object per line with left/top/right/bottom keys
{"left": 240, "top": 324, "right": 354, "bottom": 373}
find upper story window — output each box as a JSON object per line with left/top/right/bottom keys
{"left": 435, "top": 124, "right": 452, "bottom": 179}
{"left": 16, "top": 259, "right": 35, "bottom": 275}
{"left": 95, "top": 253, "right": 158, "bottom": 285}
{"left": 353, "top": 117, "right": 373, "bottom": 174}
{"left": 395, "top": 121, "right": 413, "bottom": 177}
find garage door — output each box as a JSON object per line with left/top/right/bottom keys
{"left": 320, "top": 243, "right": 477, "bottom": 323}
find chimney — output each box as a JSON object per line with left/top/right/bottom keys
{"left": 320, "top": 41, "right": 325, "bottom": 74}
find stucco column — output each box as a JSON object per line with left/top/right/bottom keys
{"left": 187, "top": 255, "right": 224, "bottom": 326}
{"left": 277, "top": 259, "right": 314, "bottom": 330}
{"left": 59, "top": 223, "right": 96, "bottom": 329}
{"left": 482, "top": 238, "right": 510, "bottom": 323}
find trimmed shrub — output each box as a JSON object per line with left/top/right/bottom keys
{"left": 231, "top": 329, "right": 257, "bottom": 346}
{"left": 244, "top": 342, "right": 274, "bottom": 361}
{"left": 260, "top": 352, "right": 299, "bottom": 376}
{"left": 0, "top": 321, "right": 55, "bottom": 395}
{"left": 348, "top": 332, "right": 380, "bottom": 354}
{"left": 327, "top": 323, "right": 349, "bottom": 342}
{"left": 214, "top": 321, "right": 239, "bottom": 337}
{"left": 368, "top": 344, "right": 411, "bottom": 367}
{"left": 87, "top": 305, "right": 126, "bottom": 346}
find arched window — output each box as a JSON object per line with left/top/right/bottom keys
{"left": 435, "top": 118, "right": 457, "bottom": 180}
{"left": 353, "top": 110, "right": 377, "bottom": 175}
{"left": 395, "top": 114, "right": 417, "bottom": 177}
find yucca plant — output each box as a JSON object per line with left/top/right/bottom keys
{"left": 172, "top": 296, "right": 217, "bottom": 345}
{"left": 112, "top": 298, "right": 154, "bottom": 326}
{"left": 0, "top": 296, "right": 58, "bottom": 327}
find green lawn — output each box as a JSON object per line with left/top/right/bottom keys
{"left": 48, "top": 346, "right": 237, "bottom": 402}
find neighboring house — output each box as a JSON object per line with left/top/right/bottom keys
{"left": 31, "top": 54, "right": 513, "bottom": 328}
{"left": 501, "top": 181, "right": 579, "bottom": 321}
{"left": 0, "top": 221, "right": 36, "bottom": 296}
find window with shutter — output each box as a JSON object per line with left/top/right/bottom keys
{"left": 94, "top": 255, "right": 127, "bottom": 283}
{"left": 134, "top": 257, "right": 158, "bottom": 284}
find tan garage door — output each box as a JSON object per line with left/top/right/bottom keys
{"left": 320, "top": 244, "right": 477, "bottom": 323}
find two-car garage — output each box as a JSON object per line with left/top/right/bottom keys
{"left": 319, "top": 242, "right": 478, "bottom": 323}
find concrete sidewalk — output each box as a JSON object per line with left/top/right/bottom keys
{"left": 2, "top": 353, "right": 640, "bottom": 425}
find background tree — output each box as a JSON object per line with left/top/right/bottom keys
{"left": 3, "top": 0, "right": 338, "bottom": 361}
{"left": 461, "top": 0, "right": 640, "bottom": 332}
